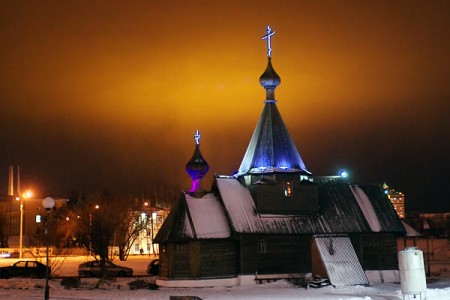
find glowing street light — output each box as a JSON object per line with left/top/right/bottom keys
{"left": 89, "top": 205, "right": 100, "bottom": 256}
{"left": 17, "top": 190, "right": 33, "bottom": 259}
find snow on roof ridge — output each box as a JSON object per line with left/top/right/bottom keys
{"left": 349, "top": 185, "right": 382, "bottom": 232}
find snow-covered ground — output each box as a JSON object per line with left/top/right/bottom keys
{"left": 0, "top": 277, "right": 450, "bottom": 299}
{"left": 0, "top": 253, "right": 449, "bottom": 299}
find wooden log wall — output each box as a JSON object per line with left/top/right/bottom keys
{"left": 240, "top": 234, "right": 312, "bottom": 274}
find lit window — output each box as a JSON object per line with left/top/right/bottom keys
{"left": 36, "top": 215, "right": 42, "bottom": 223}
{"left": 284, "top": 181, "right": 292, "bottom": 197}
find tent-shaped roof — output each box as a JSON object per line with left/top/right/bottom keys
{"left": 238, "top": 101, "right": 309, "bottom": 175}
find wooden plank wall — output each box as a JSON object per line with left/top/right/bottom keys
{"left": 197, "top": 240, "right": 238, "bottom": 278}
{"left": 164, "top": 240, "right": 238, "bottom": 279}
{"left": 240, "top": 235, "right": 312, "bottom": 274}
{"left": 165, "top": 243, "right": 190, "bottom": 278}
{"left": 352, "top": 234, "right": 399, "bottom": 270}
{"left": 159, "top": 245, "right": 169, "bottom": 278}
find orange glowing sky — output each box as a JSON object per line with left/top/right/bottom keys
{"left": 0, "top": 1, "right": 449, "bottom": 211}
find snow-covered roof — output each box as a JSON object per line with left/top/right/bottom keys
{"left": 154, "top": 192, "right": 231, "bottom": 243}
{"left": 350, "top": 185, "right": 382, "bottom": 232}
{"left": 185, "top": 193, "right": 230, "bottom": 239}
{"left": 216, "top": 177, "right": 405, "bottom": 235}
{"left": 402, "top": 221, "right": 422, "bottom": 237}
{"left": 156, "top": 177, "right": 404, "bottom": 243}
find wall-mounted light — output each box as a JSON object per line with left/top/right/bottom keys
{"left": 339, "top": 170, "right": 349, "bottom": 178}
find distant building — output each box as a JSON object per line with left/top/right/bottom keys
{"left": 0, "top": 165, "right": 68, "bottom": 251}
{"left": 127, "top": 198, "right": 169, "bottom": 256}
{"left": 0, "top": 196, "right": 68, "bottom": 251}
{"left": 155, "top": 27, "right": 405, "bottom": 287}
{"left": 384, "top": 183, "right": 406, "bottom": 219}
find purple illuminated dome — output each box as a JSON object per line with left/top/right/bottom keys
{"left": 186, "top": 130, "right": 209, "bottom": 192}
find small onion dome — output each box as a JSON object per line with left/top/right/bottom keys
{"left": 186, "top": 144, "right": 209, "bottom": 181}
{"left": 259, "top": 58, "right": 281, "bottom": 100}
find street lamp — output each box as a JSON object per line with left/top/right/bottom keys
{"left": 42, "top": 197, "right": 55, "bottom": 300}
{"left": 16, "top": 190, "right": 32, "bottom": 259}
{"left": 89, "top": 205, "right": 100, "bottom": 257}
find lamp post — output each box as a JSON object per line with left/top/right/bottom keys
{"left": 42, "top": 197, "right": 55, "bottom": 300}
{"left": 17, "top": 190, "right": 32, "bottom": 259}
{"left": 89, "top": 204, "right": 100, "bottom": 257}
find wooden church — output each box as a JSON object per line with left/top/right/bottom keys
{"left": 154, "top": 27, "right": 405, "bottom": 287}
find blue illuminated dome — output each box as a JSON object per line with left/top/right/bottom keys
{"left": 186, "top": 145, "right": 209, "bottom": 180}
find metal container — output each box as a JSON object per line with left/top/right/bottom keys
{"left": 398, "top": 247, "right": 427, "bottom": 298}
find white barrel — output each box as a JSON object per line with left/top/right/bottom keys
{"left": 398, "top": 247, "right": 427, "bottom": 296}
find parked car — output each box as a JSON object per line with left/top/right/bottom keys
{"left": 147, "top": 259, "right": 159, "bottom": 276}
{"left": 0, "top": 260, "right": 50, "bottom": 279}
{"left": 78, "top": 260, "right": 133, "bottom": 278}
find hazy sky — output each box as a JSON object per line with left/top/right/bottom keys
{"left": 0, "top": 1, "right": 449, "bottom": 211}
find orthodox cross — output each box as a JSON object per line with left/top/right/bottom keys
{"left": 194, "top": 130, "right": 201, "bottom": 145}
{"left": 262, "top": 26, "right": 275, "bottom": 57}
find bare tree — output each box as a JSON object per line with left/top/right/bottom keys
{"left": 60, "top": 191, "right": 118, "bottom": 263}
{"left": 114, "top": 203, "right": 149, "bottom": 261}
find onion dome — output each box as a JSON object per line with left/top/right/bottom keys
{"left": 259, "top": 58, "right": 281, "bottom": 100}
{"left": 260, "top": 26, "right": 281, "bottom": 101}
{"left": 186, "top": 130, "right": 209, "bottom": 192}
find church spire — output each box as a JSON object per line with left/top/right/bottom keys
{"left": 186, "top": 130, "right": 209, "bottom": 194}
{"left": 260, "top": 26, "right": 281, "bottom": 101}
{"left": 238, "top": 26, "right": 309, "bottom": 176}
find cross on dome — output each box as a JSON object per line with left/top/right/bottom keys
{"left": 194, "top": 130, "right": 201, "bottom": 145}
{"left": 262, "top": 26, "right": 275, "bottom": 57}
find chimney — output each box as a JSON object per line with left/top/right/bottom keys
{"left": 8, "top": 165, "right": 14, "bottom": 196}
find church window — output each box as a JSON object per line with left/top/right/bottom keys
{"left": 284, "top": 181, "right": 292, "bottom": 197}
{"left": 258, "top": 239, "right": 267, "bottom": 253}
